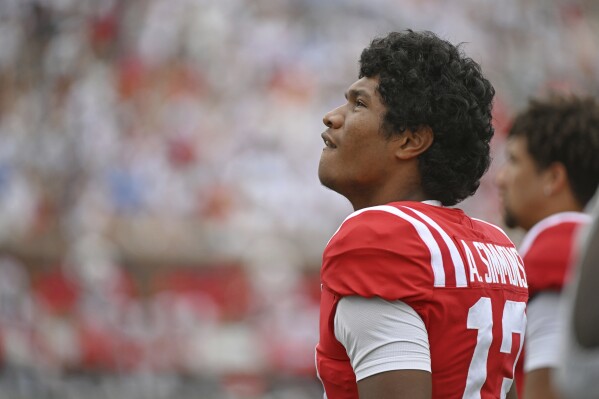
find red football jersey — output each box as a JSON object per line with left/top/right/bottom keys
{"left": 519, "top": 212, "right": 590, "bottom": 298}
{"left": 316, "top": 202, "right": 529, "bottom": 399}
{"left": 513, "top": 212, "right": 590, "bottom": 397}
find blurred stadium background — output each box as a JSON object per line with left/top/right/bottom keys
{"left": 0, "top": 0, "right": 597, "bottom": 398}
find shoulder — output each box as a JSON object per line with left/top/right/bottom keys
{"left": 326, "top": 204, "right": 431, "bottom": 252}
{"left": 471, "top": 217, "right": 515, "bottom": 244}
{"left": 520, "top": 212, "right": 591, "bottom": 258}
{"left": 322, "top": 204, "right": 438, "bottom": 300}
{"left": 520, "top": 212, "right": 590, "bottom": 296}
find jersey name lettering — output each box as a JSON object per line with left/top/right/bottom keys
{"left": 461, "top": 240, "right": 528, "bottom": 288}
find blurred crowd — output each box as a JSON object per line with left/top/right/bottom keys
{"left": 0, "top": 0, "right": 598, "bottom": 397}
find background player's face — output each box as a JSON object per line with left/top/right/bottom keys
{"left": 496, "top": 136, "right": 547, "bottom": 230}
{"left": 318, "top": 76, "right": 397, "bottom": 207}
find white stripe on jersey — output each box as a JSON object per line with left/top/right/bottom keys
{"left": 518, "top": 212, "right": 591, "bottom": 258}
{"left": 403, "top": 206, "right": 467, "bottom": 287}
{"left": 331, "top": 205, "right": 446, "bottom": 287}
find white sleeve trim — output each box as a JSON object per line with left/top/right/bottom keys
{"left": 334, "top": 296, "right": 431, "bottom": 381}
{"left": 524, "top": 292, "right": 562, "bottom": 372}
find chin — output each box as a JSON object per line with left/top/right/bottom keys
{"left": 503, "top": 211, "right": 519, "bottom": 229}
{"left": 318, "top": 171, "right": 345, "bottom": 198}
{"left": 318, "top": 163, "right": 333, "bottom": 188}
{"left": 318, "top": 173, "right": 336, "bottom": 192}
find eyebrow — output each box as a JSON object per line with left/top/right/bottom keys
{"left": 345, "top": 88, "right": 371, "bottom": 100}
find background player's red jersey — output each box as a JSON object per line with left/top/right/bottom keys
{"left": 519, "top": 212, "right": 590, "bottom": 298}
{"left": 513, "top": 212, "right": 590, "bottom": 397}
{"left": 316, "top": 201, "right": 529, "bottom": 398}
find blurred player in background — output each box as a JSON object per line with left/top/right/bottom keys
{"left": 316, "top": 29, "right": 527, "bottom": 399}
{"left": 496, "top": 95, "right": 599, "bottom": 399}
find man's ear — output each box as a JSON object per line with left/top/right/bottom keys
{"left": 542, "top": 162, "right": 569, "bottom": 196}
{"left": 393, "top": 126, "right": 434, "bottom": 160}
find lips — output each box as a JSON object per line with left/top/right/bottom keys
{"left": 321, "top": 132, "right": 337, "bottom": 149}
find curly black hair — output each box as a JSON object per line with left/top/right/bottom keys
{"left": 359, "top": 30, "right": 495, "bottom": 206}
{"left": 509, "top": 95, "right": 599, "bottom": 207}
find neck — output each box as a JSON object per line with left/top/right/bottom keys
{"left": 350, "top": 187, "right": 430, "bottom": 211}
{"left": 526, "top": 194, "right": 584, "bottom": 231}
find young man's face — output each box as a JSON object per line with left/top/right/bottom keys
{"left": 318, "top": 76, "right": 397, "bottom": 207}
{"left": 496, "top": 136, "right": 547, "bottom": 230}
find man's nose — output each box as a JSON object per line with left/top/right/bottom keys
{"left": 495, "top": 165, "right": 507, "bottom": 188}
{"left": 323, "top": 106, "right": 343, "bottom": 129}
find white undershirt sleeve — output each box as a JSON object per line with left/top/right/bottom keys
{"left": 524, "top": 292, "right": 562, "bottom": 372}
{"left": 334, "top": 296, "right": 431, "bottom": 381}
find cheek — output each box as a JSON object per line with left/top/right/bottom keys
{"left": 511, "top": 173, "right": 542, "bottom": 205}
{"left": 509, "top": 174, "right": 530, "bottom": 200}
{"left": 508, "top": 168, "right": 529, "bottom": 190}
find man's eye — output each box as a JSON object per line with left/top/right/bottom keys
{"left": 355, "top": 100, "right": 366, "bottom": 108}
